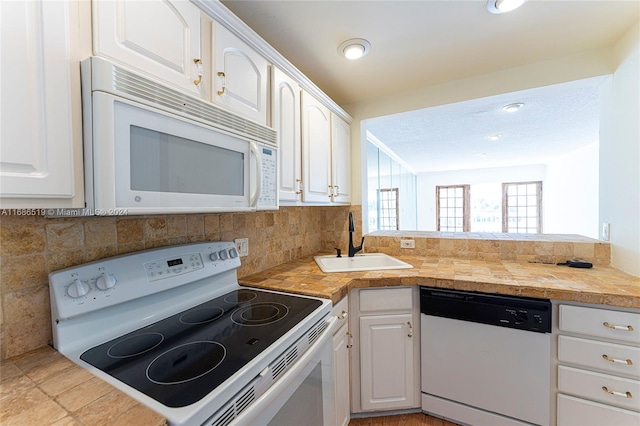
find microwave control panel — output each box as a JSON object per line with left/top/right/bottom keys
{"left": 258, "top": 145, "right": 278, "bottom": 210}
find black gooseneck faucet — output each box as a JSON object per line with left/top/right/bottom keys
{"left": 348, "top": 212, "right": 364, "bottom": 257}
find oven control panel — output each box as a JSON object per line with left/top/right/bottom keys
{"left": 49, "top": 242, "right": 241, "bottom": 321}
{"left": 144, "top": 253, "right": 204, "bottom": 282}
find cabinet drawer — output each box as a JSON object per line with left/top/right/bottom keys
{"left": 558, "top": 335, "right": 640, "bottom": 379}
{"left": 559, "top": 305, "right": 640, "bottom": 344}
{"left": 558, "top": 365, "right": 640, "bottom": 412}
{"left": 558, "top": 394, "right": 640, "bottom": 426}
{"left": 359, "top": 288, "right": 412, "bottom": 312}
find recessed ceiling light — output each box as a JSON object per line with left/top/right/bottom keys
{"left": 502, "top": 102, "right": 525, "bottom": 112}
{"left": 486, "top": 0, "right": 528, "bottom": 14}
{"left": 488, "top": 134, "right": 502, "bottom": 141}
{"left": 338, "top": 38, "right": 371, "bottom": 60}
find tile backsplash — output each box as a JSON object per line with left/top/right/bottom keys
{"left": 0, "top": 205, "right": 359, "bottom": 360}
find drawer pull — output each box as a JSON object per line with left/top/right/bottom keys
{"left": 602, "top": 386, "right": 632, "bottom": 399}
{"left": 338, "top": 310, "right": 348, "bottom": 320}
{"left": 602, "top": 354, "right": 633, "bottom": 365}
{"left": 407, "top": 321, "right": 413, "bottom": 338}
{"left": 603, "top": 322, "right": 634, "bottom": 332}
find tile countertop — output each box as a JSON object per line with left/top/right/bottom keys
{"left": 2, "top": 252, "right": 638, "bottom": 426}
{"left": 239, "top": 253, "right": 640, "bottom": 309}
{"left": 0, "top": 346, "right": 166, "bottom": 426}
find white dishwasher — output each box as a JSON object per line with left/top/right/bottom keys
{"left": 420, "top": 287, "right": 552, "bottom": 426}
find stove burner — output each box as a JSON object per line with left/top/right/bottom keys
{"left": 146, "top": 341, "right": 226, "bottom": 385}
{"left": 231, "top": 302, "right": 289, "bottom": 326}
{"left": 179, "top": 307, "right": 224, "bottom": 324}
{"left": 107, "top": 333, "right": 164, "bottom": 358}
{"left": 224, "top": 289, "right": 257, "bottom": 304}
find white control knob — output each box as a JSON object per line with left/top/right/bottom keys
{"left": 67, "top": 279, "right": 89, "bottom": 298}
{"left": 96, "top": 273, "right": 117, "bottom": 291}
{"left": 219, "top": 250, "right": 229, "bottom": 260}
{"left": 229, "top": 247, "right": 238, "bottom": 258}
{"left": 209, "top": 252, "right": 219, "bottom": 261}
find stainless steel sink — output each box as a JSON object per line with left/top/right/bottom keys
{"left": 314, "top": 253, "right": 413, "bottom": 273}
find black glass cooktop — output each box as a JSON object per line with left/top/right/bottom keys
{"left": 80, "top": 288, "right": 321, "bottom": 408}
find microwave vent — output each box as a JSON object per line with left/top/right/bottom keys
{"left": 112, "top": 66, "right": 276, "bottom": 146}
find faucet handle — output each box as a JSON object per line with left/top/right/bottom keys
{"left": 335, "top": 248, "right": 342, "bottom": 258}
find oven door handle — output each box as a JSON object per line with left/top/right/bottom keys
{"left": 231, "top": 315, "right": 339, "bottom": 425}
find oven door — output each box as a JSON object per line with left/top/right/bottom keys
{"left": 232, "top": 317, "right": 338, "bottom": 426}
{"left": 89, "top": 92, "right": 261, "bottom": 214}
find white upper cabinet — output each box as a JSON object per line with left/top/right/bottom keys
{"left": 0, "top": 0, "right": 83, "bottom": 208}
{"left": 331, "top": 114, "right": 351, "bottom": 203}
{"left": 212, "top": 23, "right": 268, "bottom": 125}
{"left": 93, "top": 0, "right": 202, "bottom": 96}
{"left": 301, "top": 91, "right": 332, "bottom": 203}
{"left": 301, "top": 91, "right": 351, "bottom": 204}
{"left": 272, "top": 67, "right": 302, "bottom": 201}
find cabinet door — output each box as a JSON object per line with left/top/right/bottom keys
{"left": 331, "top": 114, "right": 351, "bottom": 203}
{"left": 0, "top": 0, "right": 81, "bottom": 206}
{"left": 272, "top": 68, "right": 301, "bottom": 202}
{"left": 359, "top": 313, "right": 414, "bottom": 411}
{"left": 213, "top": 24, "right": 268, "bottom": 125}
{"left": 301, "top": 91, "right": 332, "bottom": 203}
{"left": 333, "top": 323, "right": 351, "bottom": 426}
{"left": 93, "top": 0, "right": 202, "bottom": 96}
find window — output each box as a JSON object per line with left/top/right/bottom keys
{"left": 503, "top": 181, "right": 542, "bottom": 233}
{"left": 436, "top": 185, "right": 469, "bottom": 232}
{"left": 434, "top": 181, "right": 543, "bottom": 233}
{"left": 378, "top": 188, "right": 399, "bottom": 230}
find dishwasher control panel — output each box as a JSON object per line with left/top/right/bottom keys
{"left": 420, "top": 287, "right": 552, "bottom": 333}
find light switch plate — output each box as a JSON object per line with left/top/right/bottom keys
{"left": 602, "top": 223, "right": 610, "bottom": 241}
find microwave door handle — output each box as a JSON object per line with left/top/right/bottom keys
{"left": 249, "top": 142, "right": 262, "bottom": 208}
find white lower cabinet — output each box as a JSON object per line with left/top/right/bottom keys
{"left": 332, "top": 296, "right": 350, "bottom": 426}
{"left": 350, "top": 287, "right": 420, "bottom": 413}
{"left": 359, "top": 313, "right": 414, "bottom": 411}
{"left": 557, "top": 304, "right": 640, "bottom": 425}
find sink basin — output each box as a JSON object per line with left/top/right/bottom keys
{"left": 314, "top": 253, "right": 413, "bottom": 273}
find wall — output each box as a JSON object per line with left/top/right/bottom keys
{"left": 599, "top": 22, "right": 640, "bottom": 276}
{"left": 416, "top": 164, "right": 546, "bottom": 231}
{"left": 544, "top": 143, "right": 599, "bottom": 238}
{"left": 0, "top": 206, "right": 357, "bottom": 360}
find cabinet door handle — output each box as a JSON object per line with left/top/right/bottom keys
{"left": 338, "top": 310, "right": 348, "bottom": 320}
{"left": 217, "top": 71, "right": 226, "bottom": 95}
{"left": 603, "top": 322, "right": 634, "bottom": 332}
{"left": 328, "top": 185, "right": 334, "bottom": 199}
{"left": 346, "top": 331, "right": 353, "bottom": 349}
{"left": 602, "top": 386, "right": 632, "bottom": 399}
{"left": 333, "top": 185, "right": 340, "bottom": 197}
{"left": 407, "top": 321, "right": 413, "bottom": 338}
{"left": 193, "top": 59, "right": 203, "bottom": 85}
{"left": 295, "top": 179, "right": 303, "bottom": 195}
{"left": 603, "top": 354, "right": 633, "bottom": 365}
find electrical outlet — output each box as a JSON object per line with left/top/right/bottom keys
{"left": 400, "top": 239, "right": 415, "bottom": 249}
{"left": 235, "top": 238, "right": 249, "bottom": 257}
{"left": 602, "top": 223, "right": 610, "bottom": 241}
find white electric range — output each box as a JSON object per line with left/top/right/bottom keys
{"left": 49, "top": 241, "right": 337, "bottom": 426}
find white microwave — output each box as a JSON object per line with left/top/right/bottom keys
{"left": 81, "top": 57, "right": 278, "bottom": 215}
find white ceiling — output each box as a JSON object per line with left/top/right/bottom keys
{"left": 220, "top": 0, "right": 639, "bottom": 173}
